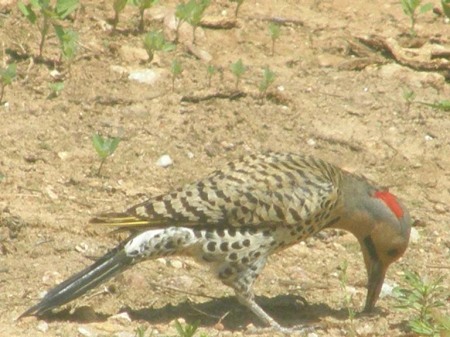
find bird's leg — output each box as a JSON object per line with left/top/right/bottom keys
{"left": 235, "top": 291, "right": 316, "bottom": 335}
{"left": 235, "top": 291, "right": 282, "bottom": 329}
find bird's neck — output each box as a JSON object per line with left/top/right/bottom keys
{"left": 330, "top": 172, "right": 377, "bottom": 239}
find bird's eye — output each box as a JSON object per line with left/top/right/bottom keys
{"left": 387, "top": 248, "right": 399, "bottom": 257}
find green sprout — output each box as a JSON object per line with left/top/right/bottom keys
{"left": 442, "top": 0, "right": 450, "bottom": 18}
{"left": 175, "top": 0, "right": 210, "bottom": 44}
{"left": 54, "top": 26, "right": 78, "bottom": 66}
{"left": 143, "top": 30, "right": 175, "bottom": 62}
{"left": 403, "top": 88, "right": 416, "bottom": 112}
{"left": 400, "top": 0, "right": 433, "bottom": 36}
{"left": 258, "top": 66, "right": 276, "bottom": 99}
{"left": 134, "top": 325, "right": 146, "bottom": 337}
{"left": 18, "top": 0, "right": 79, "bottom": 58}
{"left": 170, "top": 58, "right": 183, "bottom": 91}
{"left": 174, "top": 320, "right": 200, "bottom": 337}
{"left": 187, "top": 0, "right": 210, "bottom": 44}
{"left": 206, "top": 64, "right": 217, "bottom": 87}
{"left": 417, "top": 99, "right": 450, "bottom": 111}
{"left": 394, "top": 270, "right": 449, "bottom": 337}
{"left": 268, "top": 22, "right": 281, "bottom": 56}
{"left": 132, "top": 0, "right": 158, "bottom": 32}
{"left": 0, "top": 63, "right": 17, "bottom": 103}
{"left": 112, "top": 0, "right": 127, "bottom": 32}
{"left": 175, "top": 2, "right": 190, "bottom": 43}
{"left": 92, "top": 134, "right": 121, "bottom": 175}
{"left": 48, "top": 81, "right": 64, "bottom": 99}
{"left": 230, "top": 58, "right": 246, "bottom": 90}
{"left": 229, "top": 0, "right": 245, "bottom": 18}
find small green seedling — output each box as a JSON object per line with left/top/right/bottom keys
{"left": 268, "top": 22, "right": 281, "bottom": 56}
{"left": 54, "top": 26, "right": 78, "bottom": 66}
{"left": 175, "top": 2, "right": 190, "bottom": 43}
{"left": 206, "top": 64, "right": 217, "bottom": 87}
{"left": 173, "top": 320, "right": 200, "bottom": 337}
{"left": 92, "top": 133, "right": 121, "bottom": 175}
{"left": 143, "top": 30, "right": 175, "bottom": 62}
{"left": 403, "top": 88, "right": 416, "bottom": 112}
{"left": 417, "top": 99, "right": 450, "bottom": 111}
{"left": 113, "top": 0, "right": 127, "bottom": 32}
{"left": 400, "top": 0, "right": 433, "bottom": 36}
{"left": 442, "top": 0, "right": 450, "bottom": 18}
{"left": 258, "top": 66, "right": 276, "bottom": 99}
{"left": 134, "top": 325, "right": 146, "bottom": 337}
{"left": 18, "top": 0, "right": 79, "bottom": 58}
{"left": 394, "top": 270, "right": 449, "bottom": 337}
{"left": 0, "top": 63, "right": 17, "bottom": 103}
{"left": 230, "top": 58, "right": 246, "bottom": 90}
{"left": 132, "top": 0, "right": 158, "bottom": 32}
{"left": 229, "top": 0, "right": 245, "bottom": 18}
{"left": 187, "top": 0, "right": 210, "bottom": 44}
{"left": 175, "top": 0, "right": 210, "bottom": 44}
{"left": 48, "top": 81, "right": 64, "bottom": 98}
{"left": 170, "top": 58, "right": 183, "bottom": 91}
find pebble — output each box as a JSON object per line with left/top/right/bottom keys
{"left": 109, "top": 312, "right": 132, "bottom": 324}
{"left": 128, "top": 69, "right": 163, "bottom": 85}
{"left": 57, "top": 151, "right": 70, "bottom": 160}
{"left": 156, "top": 154, "right": 173, "bottom": 168}
{"left": 380, "top": 280, "right": 397, "bottom": 298}
{"left": 78, "top": 326, "right": 97, "bottom": 337}
{"left": 307, "top": 138, "right": 316, "bottom": 147}
{"left": 114, "top": 332, "right": 135, "bottom": 337}
{"left": 37, "top": 321, "right": 49, "bottom": 333}
{"left": 433, "top": 203, "right": 447, "bottom": 214}
{"left": 307, "top": 333, "right": 319, "bottom": 337}
{"left": 168, "top": 259, "right": 183, "bottom": 269}
{"left": 409, "top": 227, "right": 420, "bottom": 244}
{"left": 44, "top": 185, "right": 58, "bottom": 200}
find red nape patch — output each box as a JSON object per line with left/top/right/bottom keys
{"left": 374, "top": 191, "right": 404, "bottom": 219}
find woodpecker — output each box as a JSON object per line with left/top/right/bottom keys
{"left": 20, "top": 152, "right": 411, "bottom": 331}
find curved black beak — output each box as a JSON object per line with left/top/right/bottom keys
{"left": 363, "top": 258, "right": 387, "bottom": 312}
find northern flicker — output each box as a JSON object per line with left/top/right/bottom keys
{"left": 20, "top": 152, "right": 411, "bottom": 331}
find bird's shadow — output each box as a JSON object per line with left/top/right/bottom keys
{"left": 38, "top": 295, "right": 382, "bottom": 330}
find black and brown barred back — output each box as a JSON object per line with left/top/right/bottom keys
{"left": 91, "top": 153, "right": 344, "bottom": 231}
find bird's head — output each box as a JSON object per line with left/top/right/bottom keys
{"left": 339, "top": 175, "right": 412, "bottom": 312}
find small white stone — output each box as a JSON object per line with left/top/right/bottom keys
{"left": 75, "top": 242, "right": 89, "bottom": 253}
{"left": 78, "top": 326, "right": 97, "bottom": 337}
{"left": 307, "top": 333, "right": 319, "bottom": 337}
{"left": 424, "top": 134, "right": 434, "bottom": 141}
{"left": 307, "top": 138, "right": 316, "bottom": 147}
{"left": 156, "top": 154, "right": 173, "bottom": 168}
{"left": 45, "top": 185, "right": 58, "bottom": 200}
{"left": 168, "top": 259, "right": 183, "bottom": 269}
{"left": 50, "top": 69, "right": 61, "bottom": 79}
{"left": 128, "top": 69, "right": 161, "bottom": 85}
{"left": 114, "top": 332, "right": 135, "bottom": 337}
{"left": 409, "top": 227, "right": 420, "bottom": 244}
{"left": 110, "top": 312, "right": 132, "bottom": 323}
{"left": 186, "top": 151, "right": 194, "bottom": 159}
{"left": 380, "top": 280, "right": 397, "bottom": 298}
{"left": 277, "top": 85, "right": 285, "bottom": 91}
{"left": 37, "top": 321, "right": 49, "bottom": 333}
{"left": 57, "top": 151, "right": 70, "bottom": 160}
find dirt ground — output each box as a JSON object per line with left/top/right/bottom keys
{"left": 0, "top": 0, "right": 449, "bottom": 336}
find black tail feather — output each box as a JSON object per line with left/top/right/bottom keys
{"left": 19, "top": 246, "right": 133, "bottom": 318}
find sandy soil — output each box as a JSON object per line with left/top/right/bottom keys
{"left": 0, "top": 0, "right": 449, "bottom": 336}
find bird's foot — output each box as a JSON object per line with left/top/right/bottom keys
{"left": 246, "top": 323, "right": 317, "bottom": 335}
